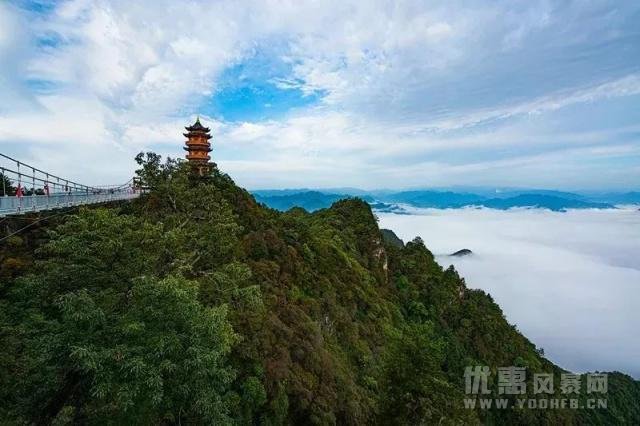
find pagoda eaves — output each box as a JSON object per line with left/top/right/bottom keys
{"left": 183, "top": 117, "right": 213, "bottom": 175}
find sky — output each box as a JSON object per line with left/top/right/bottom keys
{"left": 379, "top": 207, "right": 640, "bottom": 378}
{"left": 0, "top": 0, "right": 639, "bottom": 190}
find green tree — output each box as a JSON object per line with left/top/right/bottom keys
{"left": 0, "top": 172, "right": 16, "bottom": 196}
{"left": 0, "top": 209, "right": 239, "bottom": 423}
{"left": 133, "top": 152, "right": 242, "bottom": 274}
{"left": 377, "top": 323, "right": 477, "bottom": 425}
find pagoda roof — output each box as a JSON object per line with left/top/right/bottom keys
{"left": 185, "top": 117, "right": 210, "bottom": 132}
{"left": 184, "top": 146, "right": 212, "bottom": 152}
{"left": 183, "top": 132, "right": 212, "bottom": 139}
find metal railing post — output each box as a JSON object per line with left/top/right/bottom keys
{"left": 45, "top": 173, "right": 49, "bottom": 210}
{"left": 17, "top": 161, "right": 21, "bottom": 212}
{"left": 32, "top": 167, "right": 36, "bottom": 211}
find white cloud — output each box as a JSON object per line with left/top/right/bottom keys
{"left": 0, "top": 0, "right": 638, "bottom": 189}
{"left": 422, "top": 74, "right": 640, "bottom": 132}
{"left": 0, "top": 2, "right": 41, "bottom": 113}
{"left": 0, "top": 95, "right": 107, "bottom": 143}
{"left": 213, "top": 105, "right": 640, "bottom": 190}
{"left": 379, "top": 208, "right": 640, "bottom": 378}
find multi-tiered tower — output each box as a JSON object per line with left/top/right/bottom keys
{"left": 183, "top": 117, "right": 213, "bottom": 176}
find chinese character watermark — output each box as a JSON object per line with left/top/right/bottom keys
{"left": 463, "top": 366, "right": 607, "bottom": 410}
{"left": 465, "top": 366, "right": 491, "bottom": 395}
{"left": 498, "top": 367, "right": 526, "bottom": 394}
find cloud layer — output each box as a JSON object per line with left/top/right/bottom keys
{"left": 0, "top": 0, "right": 639, "bottom": 188}
{"left": 379, "top": 207, "right": 640, "bottom": 378}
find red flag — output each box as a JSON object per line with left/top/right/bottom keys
{"left": 44, "top": 183, "right": 50, "bottom": 196}
{"left": 16, "top": 184, "right": 23, "bottom": 198}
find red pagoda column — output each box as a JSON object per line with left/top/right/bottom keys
{"left": 183, "top": 117, "right": 213, "bottom": 175}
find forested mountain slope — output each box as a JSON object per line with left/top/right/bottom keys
{"left": 1, "top": 154, "right": 638, "bottom": 424}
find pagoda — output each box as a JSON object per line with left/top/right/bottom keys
{"left": 183, "top": 117, "right": 213, "bottom": 175}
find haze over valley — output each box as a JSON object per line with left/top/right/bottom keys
{"left": 253, "top": 188, "right": 640, "bottom": 378}
{"left": 379, "top": 206, "right": 640, "bottom": 378}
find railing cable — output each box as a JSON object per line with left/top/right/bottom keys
{"left": 0, "top": 210, "right": 68, "bottom": 243}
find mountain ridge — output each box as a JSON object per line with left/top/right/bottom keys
{"left": 252, "top": 188, "right": 620, "bottom": 212}
{"left": 0, "top": 155, "right": 637, "bottom": 424}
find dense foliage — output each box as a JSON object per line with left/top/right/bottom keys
{"left": 1, "top": 154, "right": 638, "bottom": 424}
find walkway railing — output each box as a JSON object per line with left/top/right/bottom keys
{"left": 0, "top": 153, "right": 140, "bottom": 217}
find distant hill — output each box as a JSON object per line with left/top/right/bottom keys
{"left": 488, "top": 189, "right": 589, "bottom": 200}
{"left": 585, "top": 191, "right": 640, "bottom": 205}
{"left": 368, "top": 201, "right": 408, "bottom": 214}
{"left": 381, "top": 190, "right": 486, "bottom": 208}
{"left": 251, "top": 188, "right": 316, "bottom": 197}
{"left": 252, "top": 188, "right": 620, "bottom": 212}
{"left": 254, "top": 190, "right": 357, "bottom": 212}
{"left": 480, "top": 194, "right": 612, "bottom": 211}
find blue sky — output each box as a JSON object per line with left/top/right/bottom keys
{"left": 0, "top": 0, "right": 639, "bottom": 189}
{"left": 203, "top": 43, "right": 325, "bottom": 122}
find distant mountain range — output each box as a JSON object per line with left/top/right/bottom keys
{"left": 252, "top": 188, "right": 640, "bottom": 213}
{"left": 252, "top": 191, "right": 353, "bottom": 212}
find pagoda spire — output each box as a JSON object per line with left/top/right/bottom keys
{"left": 183, "top": 116, "right": 213, "bottom": 175}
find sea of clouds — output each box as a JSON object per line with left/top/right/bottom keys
{"left": 378, "top": 207, "right": 640, "bottom": 378}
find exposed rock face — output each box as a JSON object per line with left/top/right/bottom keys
{"left": 450, "top": 248, "right": 473, "bottom": 257}
{"left": 370, "top": 235, "right": 389, "bottom": 283}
